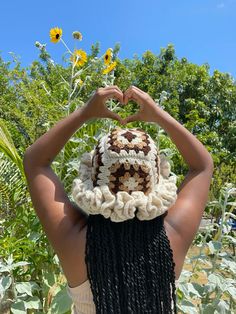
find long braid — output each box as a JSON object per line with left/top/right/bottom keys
{"left": 133, "top": 215, "right": 147, "bottom": 312}
{"left": 85, "top": 212, "right": 177, "bottom": 313}
{"left": 106, "top": 217, "right": 122, "bottom": 312}
{"left": 162, "top": 221, "right": 178, "bottom": 314}
{"left": 148, "top": 217, "right": 162, "bottom": 312}
{"left": 160, "top": 227, "right": 171, "bottom": 313}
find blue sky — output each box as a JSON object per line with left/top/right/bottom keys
{"left": 0, "top": 0, "right": 235, "bottom": 78}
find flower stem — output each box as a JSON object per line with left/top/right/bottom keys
{"left": 61, "top": 38, "right": 73, "bottom": 55}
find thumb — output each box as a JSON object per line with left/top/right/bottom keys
{"left": 105, "top": 109, "right": 123, "bottom": 123}
{"left": 122, "top": 113, "right": 140, "bottom": 124}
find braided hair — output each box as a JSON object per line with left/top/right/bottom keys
{"left": 85, "top": 211, "right": 177, "bottom": 313}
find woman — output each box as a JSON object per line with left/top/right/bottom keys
{"left": 23, "top": 85, "right": 214, "bottom": 313}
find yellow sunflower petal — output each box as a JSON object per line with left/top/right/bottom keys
{"left": 71, "top": 49, "right": 87, "bottom": 67}
{"left": 49, "top": 27, "right": 62, "bottom": 43}
{"left": 104, "top": 48, "right": 113, "bottom": 65}
{"left": 102, "top": 61, "right": 117, "bottom": 74}
{"left": 102, "top": 68, "right": 108, "bottom": 75}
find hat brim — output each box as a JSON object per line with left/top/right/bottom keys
{"left": 72, "top": 152, "right": 178, "bottom": 222}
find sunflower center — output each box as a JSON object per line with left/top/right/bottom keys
{"left": 56, "top": 34, "right": 60, "bottom": 39}
{"left": 105, "top": 55, "right": 108, "bottom": 60}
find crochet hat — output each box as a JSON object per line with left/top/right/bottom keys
{"left": 72, "top": 127, "right": 178, "bottom": 222}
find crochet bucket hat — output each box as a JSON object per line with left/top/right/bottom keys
{"left": 72, "top": 127, "right": 178, "bottom": 222}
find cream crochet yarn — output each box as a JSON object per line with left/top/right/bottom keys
{"left": 72, "top": 127, "right": 178, "bottom": 222}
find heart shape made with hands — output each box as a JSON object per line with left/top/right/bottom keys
{"left": 105, "top": 85, "right": 149, "bottom": 124}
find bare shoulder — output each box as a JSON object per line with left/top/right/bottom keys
{"left": 164, "top": 167, "right": 214, "bottom": 256}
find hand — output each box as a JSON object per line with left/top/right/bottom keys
{"left": 122, "top": 85, "right": 160, "bottom": 124}
{"left": 80, "top": 85, "right": 124, "bottom": 122}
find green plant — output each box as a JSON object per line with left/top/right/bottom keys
{"left": 176, "top": 183, "right": 236, "bottom": 313}
{"left": 0, "top": 254, "right": 41, "bottom": 313}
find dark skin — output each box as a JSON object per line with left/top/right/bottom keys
{"left": 23, "top": 85, "right": 214, "bottom": 288}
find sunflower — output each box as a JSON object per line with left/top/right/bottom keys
{"left": 103, "top": 61, "right": 117, "bottom": 75}
{"left": 72, "top": 31, "right": 83, "bottom": 40}
{"left": 104, "top": 48, "right": 113, "bottom": 65}
{"left": 50, "top": 27, "right": 62, "bottom": 43}
{"left": 71, "top": 49, "right": 87, "bottom": 67}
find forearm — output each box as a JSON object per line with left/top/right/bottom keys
{"left": 153, "top": 106, "right": 213, "bottom": 171}
{"left": 23, "top": 107, "right": 88, "bottom": 168}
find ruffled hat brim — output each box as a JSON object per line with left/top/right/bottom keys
{"left": 72, "top": 152, "right": 178, "bottom": 222}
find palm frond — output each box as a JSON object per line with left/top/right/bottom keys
{"left": 0, "top": 155, "right": 28, "bottom": 219}
{"left": 0, "top": 118, "right": 24, "bottom": 176}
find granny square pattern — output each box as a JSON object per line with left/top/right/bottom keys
{"left": 72, "top": 128, "right": 178, "bottom": 222}
{"left": 91, "top": 128, "right": 159, "bottom": 196}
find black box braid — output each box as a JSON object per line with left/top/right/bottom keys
{"left": 85, "top": 212, "right": 177, "bottom": 313}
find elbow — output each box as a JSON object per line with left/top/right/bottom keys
{"left": 23, "top": 147, "right": 52, "bottom": 171}
{"left": 23, "top": 147, "right": 35, "bottom": 172}
{"left": 189, "top": 154, "right": 214, "bottom": 173}
{"left": 23, "top": 150, "right": 40, "bottom": 178}
{"left": 204, "top": 154, "right": 214, "bottom": 172}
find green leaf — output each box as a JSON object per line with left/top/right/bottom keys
{"left": 42, "top": 269, "right": 57, "bottom": 289}
{"left": 208, "top": 274, "right": 225, "bottom": 291}
{"left": 187, "top": 283, "right": 202, "bottom": 298}
{"left": 215, "top": 300, "right": 230, "bottom": 313}
{"left": 28, "top": 231, "right": 42, "bottom": 242}
{"left": 178, "top": 283, "right": 190, "bottom": 298}
{"left": 221, "top": 259, "right": 236, "bottom": 273}
{"left": 6, "top": 254, "right": 14, "bottom": 265}
{"left": 207, "top": 240, "right": 222, "bottom": 254}
{"left": 177, "top": 300, "right": 198, "bottom": 314}
{"left": 41, "top": 270, "right": 58, "bottom": 298}
{"left": 227, "top": 286, "right": 236, "bottom": 299}
{"left": 177, "top": 269, "right": 192, "bottom": 282}
{"left": 0, "top": 275, "right": 12, "bottom": 295}
{"left": 0, "top": 119, "right": 24, "bottom": 175}
{"left": 12, "top": 261, "right": 30, "bottom": 268}
{"left": 48, "top": 285, "right": 72, "bottom": 314}
{"left": 203, "top": 283, "right": 216, "bottom": 294}
{"left": 223, "top": 235, "right": 236, "bottom": 245}
{"left": 11, "top": 300, "right": 26, "bottom": 314}
{"left": 24, "top": 296, "right": 42, "bottom": 310}
{"left": 201, "top": 303, "right": 215, "bottom": 314}
{"left": 15, "top": 282, "right": 33, "bottom": 296}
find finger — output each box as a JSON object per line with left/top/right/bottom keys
{"left": 123, "top": 85, "right": 133, "bottom": 98}
{"left": 131, "top": 85, "right": 146, "bottom": 94}
{"left": 113, "top": 85, "right": 123, "bottom": 95}
{"left": 124, "top": 85, "right": 146, "bottom": 98}
{"left": 120, "top": 118, "right": 126, "bottom": 126}
{"left": 123, "top": 89, "right": 142, "bottom": 105}
{"left": 104, "top": 109, "right": 122, "bottom": 123}
{"left": 103, "top": 85, "right": 123, "bottom": 97}
{"left": 99, "top": 85, "right": 122, "bottom": 96}
{"left": 103, "top": 89, "right": 124, "bottom": 104}
{"left": 122, "top": 113, "right": 140, "bottom": 124}
{"left": 123, "top": 89, "right": 134, "bottom": 104}
{"left": 123, "top": 86, "right": 139, "bottom": 104}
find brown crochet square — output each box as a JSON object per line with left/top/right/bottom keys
{"left": 108, "top": 161, "right": 152, "bottom": 195}
{"left": 91, "top": 128, "right": 160, "bottom": 195}
{"left": 107, "top": 128, "right": 151, "bottom": 155}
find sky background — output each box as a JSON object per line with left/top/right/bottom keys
{"left": 0, "top": 0, "right": 235, "bottom": 78}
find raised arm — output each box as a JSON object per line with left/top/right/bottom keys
{"left": 23, "top": 86, "right": 123, "bottom": 262}
{"left": 123, "top": 86, "right": 214, "bottom": 255}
